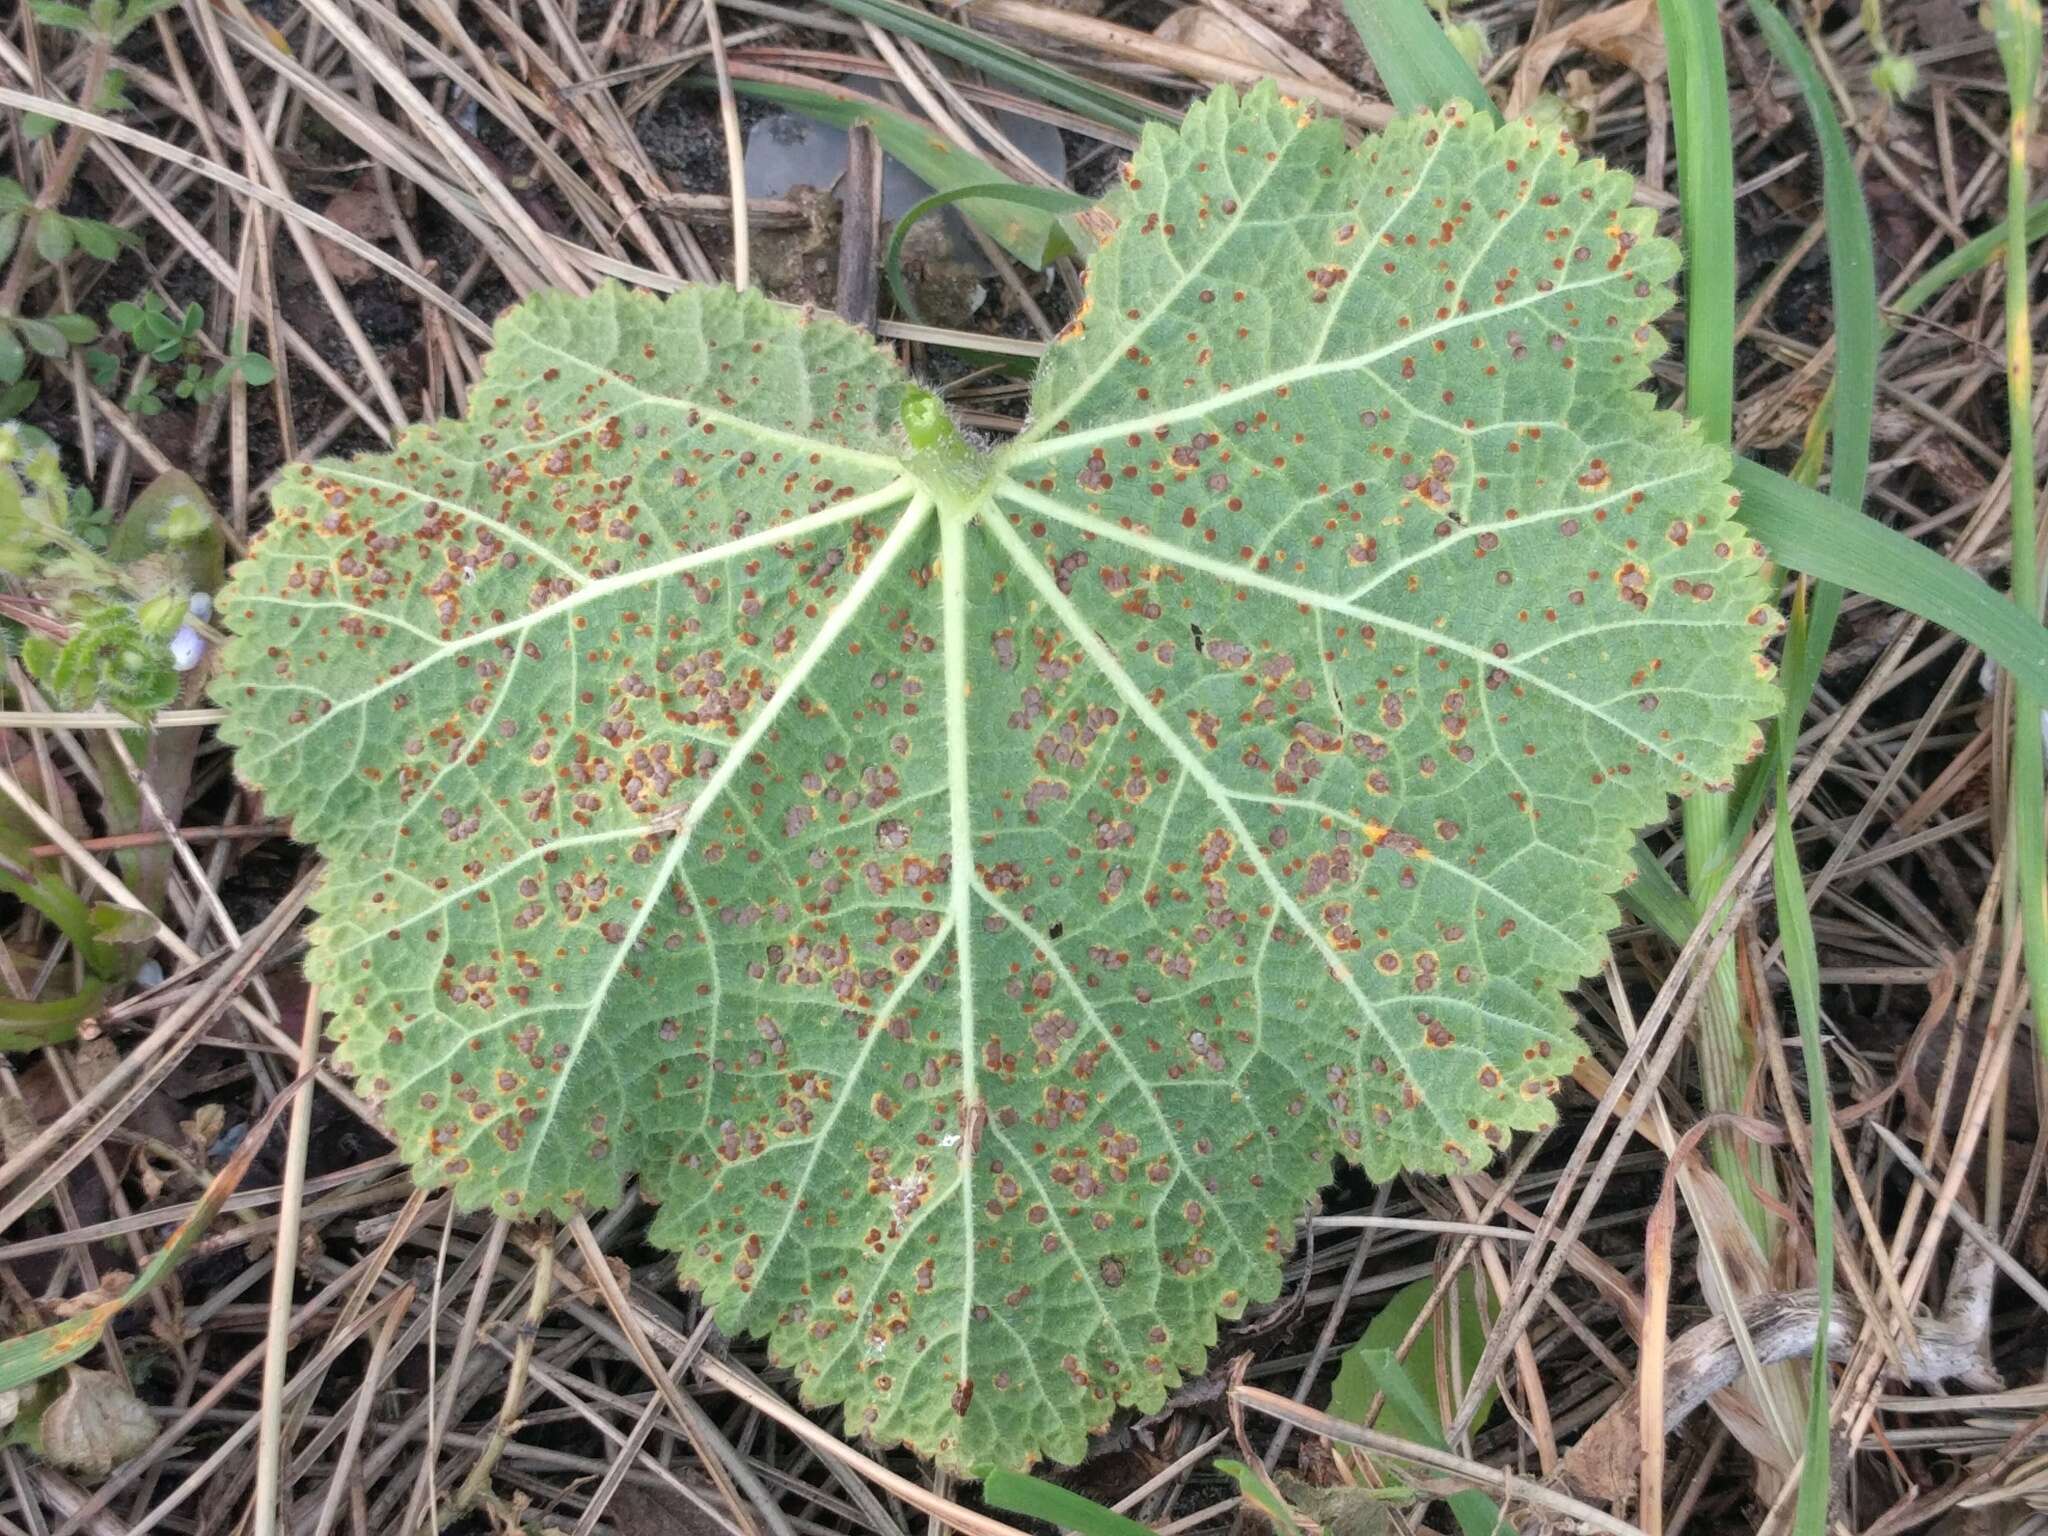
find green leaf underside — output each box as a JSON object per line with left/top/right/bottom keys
{"left": 214, "top": 88, "right": 1776, "bottom": 1472}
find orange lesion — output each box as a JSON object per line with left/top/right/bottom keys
{"left": 1056, "top": 295, "right": 1095, "bottom": 346}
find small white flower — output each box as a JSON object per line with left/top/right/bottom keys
{"left": 136, "top": 959, "right": 164, "bottom": 988}
{"left": 186, "top": 591, "right": 213, "bottom": 620}
{"left": 168, "top": 625, "right": 206, "bottom": 672}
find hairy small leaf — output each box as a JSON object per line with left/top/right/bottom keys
{"left": 214, "top": 87, "right": 1776, "bottom": 1471}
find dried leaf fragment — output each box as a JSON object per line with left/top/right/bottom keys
{"left": 40, "top": 1368, "right": 156, "bottom": 1477}
{"left": 1507, "top": 0, "right": 1667, "bottom": 116}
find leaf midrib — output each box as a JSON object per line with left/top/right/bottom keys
{"left": 992, "top": 480, "right": 1698, "bottom": 771}
{"left": 940, "top": 508, "right": 980, "bottom": 1404}
{"left": 515, "top": 498, "right": 937, "bottom": 1192}
{"left": 980, "top": 510, "right": 1471, "bottom": 1149}
{"left": 518, "top": 327, "right": 911, "bottom": 480}
{"left": 1009, "top": 108, "right": 1457, "bottom": 457}
{"left": 1001, "top": 267, "right": 1636, "bottom": 469}
{"left": 239, "top": 480, "right": 915, "bottom": 772}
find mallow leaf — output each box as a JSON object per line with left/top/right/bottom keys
{"left": 213, "top": 86, "right": 1777, "bottom": 1471}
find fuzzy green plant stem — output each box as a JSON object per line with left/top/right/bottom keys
{"left": 1987, "top": 0, "right": 2048, "bottom": 1058}
{"left": 1656, "top": 0, "right": 1782, "bottom": 1250}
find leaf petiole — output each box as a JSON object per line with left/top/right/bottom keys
{"left": 901, "top": 388, "right": 988, "bottom": 518}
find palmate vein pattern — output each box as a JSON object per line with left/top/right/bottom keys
{"left": 214, "top": 88, "right": 1779, "bottom": 1471}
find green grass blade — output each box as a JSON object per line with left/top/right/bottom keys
{"left": 883, "top": 182, "right": 1092, "bottom": 323}
{"left": 1214, "top": 1461, "right": 1312, "bottom": 1536}
{"left": 1330, "top": 1272, "right": 1498, "bottom": 1435}
{"left": 1892, "top": 196, "right": 2048, "bottom": 318}
{"left": 1624, "top": 841, "right": 1698, "bottom": 945}
{"left": 1650, "top": 96, "right": 2048, "bottom": 960}
{"left": 0, "top": 1081, "right": 297, "bottom": 1391}
{"left": 1656, "top": 0, "right": 1736, "bottom": 444}
{"left": 1731, "top": 460, "right": 2048, "bottom": 697}
{"left": 797, "top": 0, "right": 1155, "bottom": 136}
{"left": 1763, "top": 424, "right": 1842, "bottom": 1536}
{"left": 1340, "top": 0, "right": 1496, "bottom": 120}
{"left": 1328, "top": 1274, "right": 1503, "bottom": 1536}
{"left": 1773, "top": 595, "right": 1837, "bottom": 1536}
{"left": 1744, "top": 26, "right": 1875, "bottom": 430}
{"left": 1657, "top": 0, "right": 1774, "bottom": 1251}
{"left": 1748, "top": 0, "right": 1876, "bottom": 699}
{"left": 1986, "top": 0, "right": 2048, "bottom": 1060}
{"left": 1344, "top": 1350, "right": 1503, "bottom": 1534}
{"left": 729, "top": 74, "right": 1075, "bottom": 268}
{"left": 983, "top": 1470, "right": 1156, "bottom": 1536}
{"left": 1722, "top": 31, "right": 1871, "bottom": 1514}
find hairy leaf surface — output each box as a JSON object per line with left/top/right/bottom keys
{"left": 214, "top": 87, "right": 1778, "bottom": 1471}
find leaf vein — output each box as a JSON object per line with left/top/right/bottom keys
{"left": 985, "top": 509, "right": 1469, "bottom": 1148}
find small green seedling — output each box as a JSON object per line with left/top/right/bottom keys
{"left": 108, "top": 292, "right": 203, "bottom": 365}
{"left": 213, "top": 87, "right": 1779, "bottom": 1471}
{"left": 0, "top": 181, "right": 115, "bottom": 419}
{"left": 0, "top": 427, "right": 211, "bottom": 720}
{"left": 107, "top": 295, "right": 272, "bottom": 414}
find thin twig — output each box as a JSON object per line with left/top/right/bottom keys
{"left": 450, "top": 1230, "right": 554, "bottom": 1513}
{"left": 1234, "top": 1383, "right": 1651, "bottom": 1536}
{"left": 253, "top": 985, "right": 321, "bottom": 1536}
